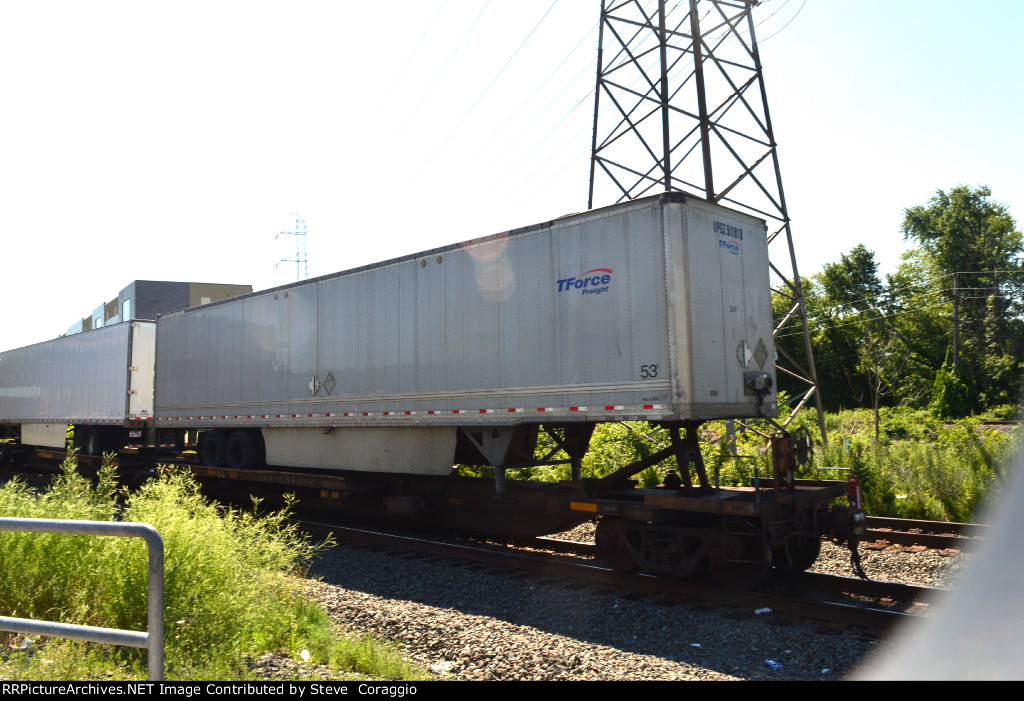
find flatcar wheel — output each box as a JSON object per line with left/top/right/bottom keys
{"left": 595, "top": 518, "right": 639, "bottom": 573}
{"left": 708, "top": 519, "right": 771, "bottom": 590}
{"left": 772, "top": 534, "right": 822, "bottom": 573}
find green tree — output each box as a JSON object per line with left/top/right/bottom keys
{"left": 900, "top": 185, "right": 1024, "bottom": 411}
{"left": 902, "top": 186, "right": 1022, "bottom": 286}
{"left": 804, "top": 245, "right": 888, "bottom": 412}
{"left": 883, "top": 250, "right": 950, "bottom": 406}
{"left": 819, "top": 243, "right": 884, "bottom": 313}
{"left": 929, "top": 359, "right": 971, "bottom": 419}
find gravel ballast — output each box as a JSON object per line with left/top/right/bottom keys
{"left": 297, "top": 526, "right": 969, "bottom": 681}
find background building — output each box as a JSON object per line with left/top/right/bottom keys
{"left": 66, "top": 280, "right": 252, "bottom": 335}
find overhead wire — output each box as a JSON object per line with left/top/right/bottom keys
{"left": 494, "top": 70, "right": 596, "bottom": 189}
{"left": 425, "top": 0, "right": 563, "bottom": 164}
{"left": 489, "top": 18, "right": 599, "bottom": 155}
{"left": 774, "top": 285, "right": 1023, "bottom": 342}
{"left": 790, "top": 269, "right": 1024, "bottom": 322}
{"left": 412, "top": 0, "right": 494, "bottom": 113}
{"left": 530, "top": 0, "right": 697, "bottom": 194}
{"left": 758, "top": 0, "right": 807, "bottom": 43}
{"left": 398, "top": 1, "right": 448, "bottom": 80}
{"left": 497, "top": 0, "right": 664, "bottom": 195}
{"left": 775, "top": 298, "right": 955, "bottom": 341}
{"left": 463, "top": 0, "right": 707, "bottom": 198}
{"left": 410, "top": 0, "right": 792, "bottom": 186}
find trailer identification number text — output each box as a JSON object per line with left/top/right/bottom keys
{"left": 714, "top": 221, "right": 743, "bottom": 239}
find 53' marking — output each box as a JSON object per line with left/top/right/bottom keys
{"left": 640, "top": 364, "right": 659, "bottom": 379}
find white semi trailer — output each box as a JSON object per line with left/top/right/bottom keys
{"left": 0, "top": 321, "right": 155, "bottom": 454}
{"left": 152, "top": 192, "right": 777, "bottom": 474}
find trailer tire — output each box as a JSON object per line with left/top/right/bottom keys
{"left": 227, "top": 430, "right": 259, "bottom": 470}
{"left": 200, "top": 431, "right": 228, "bottom": 467}
{"left": 84, "top": 428, "right": 103, "bottom": 456}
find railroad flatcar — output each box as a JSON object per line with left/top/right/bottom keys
{"left": 0, "top": 193, "right": 864, "bottom": 588}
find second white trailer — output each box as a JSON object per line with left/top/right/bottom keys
{"left": 0, "top": 321, "right": 155, "bottom": 451}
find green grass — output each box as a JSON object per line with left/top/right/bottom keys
{"left": 808, "top": 408, "right": 1019, "bottom": 521}
{"left": 708, "top": 407, "right": 1019, "bottom": 521}
{"left": 0, "top": 452, "right": 432, "bottom": 681}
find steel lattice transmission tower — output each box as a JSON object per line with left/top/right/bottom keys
{"left": 587, "top": 0, "right": 826, "bottom": 442}
{"left": 277, "top": 213, "right": 309, "bottom": 282}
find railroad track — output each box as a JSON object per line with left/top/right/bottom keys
{"left": 863, "top": 516, "right": 988, "bottom": 551}
{"left": 300, "top": 518, "right": 934, "bottom": 637}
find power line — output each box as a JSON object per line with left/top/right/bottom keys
{"left": 470, "top": 0, "right": 705, "bottom": 199}
{"left": 795, "top": 269, "right": 1024, "bottom": 321}
{"left": 489, "top": 18, "right": 598, "bottom": 153}
{"left": 495, "top": 88, "right": 594, "bottom": 189}
{"left": 758, "top": 0, "right": 807, "bottom": 43}
{"left": 399, "top": 1, "right": 448, "bottom": 79}
{"left": 426, "top": 0, "right": 562, "bottom": 164}
{"left": 778, "top": 289, "right": 1023, "bottom": 342}
{"left": 777, "top": 299, "right": 954, "bottom": 340}
{"left": 413, "top": 0, "right": 494, "bottom": 113}
{"left": 500, "top": 1, "right": 694, "bottom": 190}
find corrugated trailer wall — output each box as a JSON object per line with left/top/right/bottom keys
{"left": 0, "top": 322, "right": 155, "bottom": 432}
{"left": 154, "top": 194, "right": 775, "bottom": 429}
{"left": 667, "top": 198, "right": 776, "bottom": 415}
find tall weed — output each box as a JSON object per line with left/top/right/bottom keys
{"left": 0, "top": 455, "right": 424, "bottom": 679}
{"left": 810, "top": 412, "right": 1017, "bottom": 521}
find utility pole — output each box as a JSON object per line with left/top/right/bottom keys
{"left": 952, "top": 272, "right": 959, "bottom": 368}
{"left": 587, "top": 0, "right": 827, "bottom": 444}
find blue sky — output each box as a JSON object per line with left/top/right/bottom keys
{"left": 1, "top": 0, "right": 1021, "bottom": 350}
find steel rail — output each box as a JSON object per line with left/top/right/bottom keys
{"left": 302, "top": 519, "right": 921, "bottom": 636}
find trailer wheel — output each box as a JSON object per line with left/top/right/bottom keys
{"left": 83, "top": 428, "right": 103, "bottom": 456}
{"left": 200, "top": 431, "right": 228, "bottom": 467}
{"left": 227, "top": 430, "right": 259, "bottom": 470}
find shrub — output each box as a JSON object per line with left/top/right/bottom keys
{"left": 0, "top": 454, "right": 426, "bottom": 680}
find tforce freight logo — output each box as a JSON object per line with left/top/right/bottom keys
{"left": 715, "top": 220, "right": 742, "bottom": 256}
{"left": 556, "top": 268, "right": 613, "bottom": 296}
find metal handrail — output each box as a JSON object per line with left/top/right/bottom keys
{"left": 0, "top": 518, "right": 164, "bottom": 680}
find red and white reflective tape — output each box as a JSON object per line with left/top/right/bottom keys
{"left": 152, "top": 404, "right": 666, "bottom": 422}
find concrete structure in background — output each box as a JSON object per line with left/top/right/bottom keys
{"left": 66, "top": 281, "right": 252, "bottom": 336}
